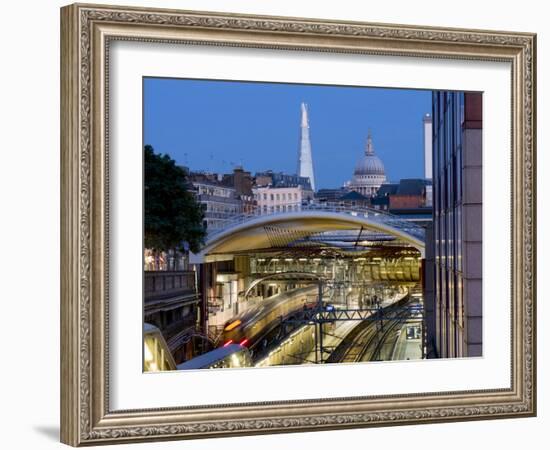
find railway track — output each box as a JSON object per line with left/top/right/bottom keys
{"left": 329, "top": 298, "right": 414, "bottom": 363}
{"left": 359, "top": 309, "right": 409, "bottom": 361}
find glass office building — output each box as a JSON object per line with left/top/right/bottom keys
{"left": 428, "top": 91, "right": 482, "bottom": 358}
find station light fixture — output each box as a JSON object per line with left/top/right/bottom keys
{"left": 144, "top": 341, "right": 154, "bottom": 362}
{"left": 230, "top": 354, "right": 241, "bottom": 367}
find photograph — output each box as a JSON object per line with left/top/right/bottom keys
{"left": 142, "top": 78, "right": 482, "bottom": 372}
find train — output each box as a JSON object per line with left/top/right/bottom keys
{"left": 176, "top": 344, "right": 252, "bottom": 370}
{"left": 221, "top": 285, "right": 319, "bottom": 348}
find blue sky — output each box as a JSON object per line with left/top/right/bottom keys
{"left": 143, "top": 78, "right": 432, "bottom": 190}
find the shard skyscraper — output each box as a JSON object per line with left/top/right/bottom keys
{"left": 297, "top": 102, "right": 316, "bottom": 192}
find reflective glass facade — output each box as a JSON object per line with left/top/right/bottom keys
{"left": 430, "top": 92, "right": 482, "bottom": 358}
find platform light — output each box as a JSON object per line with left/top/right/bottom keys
{"left": 231, "top": 354, "right": 240, "bottom": 367}
{"left": 144, "top": 341, "right": 154, "bottom": 363}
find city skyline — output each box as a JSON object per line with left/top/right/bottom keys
{"left": 143, "top": 77, "right": 431, "bottom": 189}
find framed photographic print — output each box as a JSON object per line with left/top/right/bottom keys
{"left": 60, "top": 3, "right": 536, "bottom": 446}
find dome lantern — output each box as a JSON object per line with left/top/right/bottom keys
{"left": 365, "top": 129, "right": 374, "bottom": 156}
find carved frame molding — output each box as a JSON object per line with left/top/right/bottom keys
{"left": 60, "top": 3, "right": 536, "bottom": 446}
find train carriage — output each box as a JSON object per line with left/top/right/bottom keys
{"left": 221, "top": 285, "right": 319, "bottom": 348}
{"left": 177, "top": 344, "right": 252, "bottom": 370}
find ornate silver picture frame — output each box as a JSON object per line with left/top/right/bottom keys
{"left": 60, "top": 3, "right": 536, "bottom": 446}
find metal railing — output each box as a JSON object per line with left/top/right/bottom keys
{"left": 205, "top": 202, "right": 425, "bottom": 242}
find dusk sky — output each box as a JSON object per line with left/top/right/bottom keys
{"left": 143, "top": 78, "right": 432, "bottom": 189}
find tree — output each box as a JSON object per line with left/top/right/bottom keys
{"left": 144, "top": 145, "right": 206, "bottom": 264}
